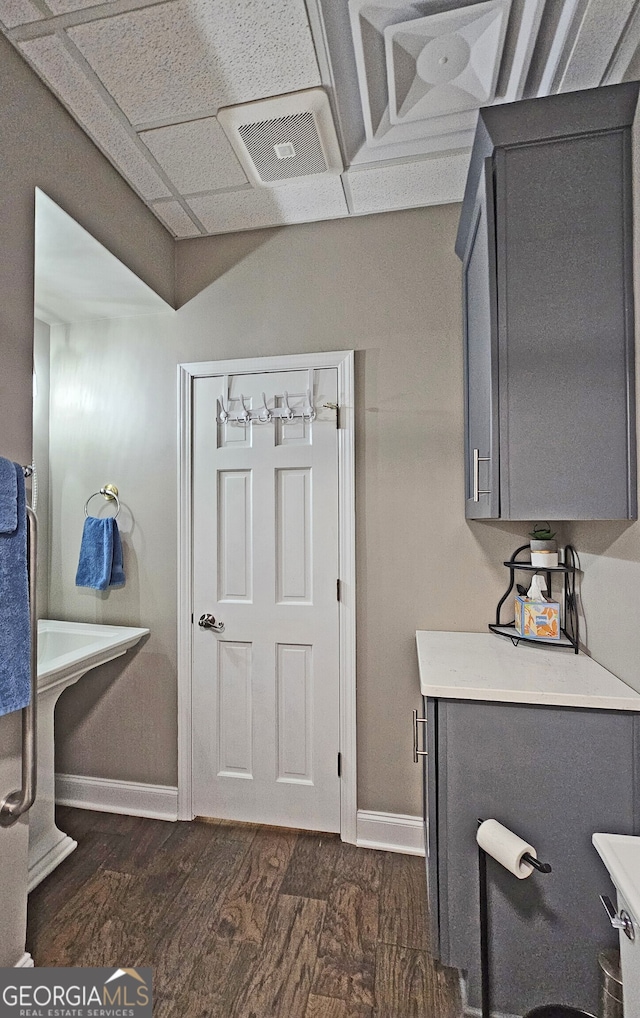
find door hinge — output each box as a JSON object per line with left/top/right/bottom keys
{"left": 337, "top": 579, "right": 341, "bottom": 602}
{"left": 191, "top": 613, "right": 194, "bottom": 624}
{"left": 337, "top": 752, "right": 342, "bottom": 777}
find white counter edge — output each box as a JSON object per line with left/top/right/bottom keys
{"left": 592, "top": 833, "right": 640, "bottom": 923}
{"left": 422, "top": 683, "right": 640, "bottom": 711}
{"left": 416, "top": 631, "right": 640, "bottom": 712}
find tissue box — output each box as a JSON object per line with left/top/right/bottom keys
{"left": 514, "top": 597, "right": 560, "bottom": 641}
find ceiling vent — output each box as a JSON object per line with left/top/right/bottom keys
{"left": 218, "top": 88, "right": 343, "bottom": 187}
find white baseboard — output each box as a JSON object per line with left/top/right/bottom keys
{"left": 356, "top": 810, "right": 425, "bottom": 856}
{"left": 15, "top": 953, "right": 34, "bottom": 968}
{"left": 55, "top": 773, "right": 178, "bottom": 821}
{"left": 54, "top": 781, "right": 420, "bottom": 852}
{"left": 28, "top": 833, "right": 78, "bottom": 893}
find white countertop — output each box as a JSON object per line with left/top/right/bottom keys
{"left": 416, "top": 631, "right": 640, "bottom": 711}
{"left": 593, "top": 833, "right": 640, "bottom": 922}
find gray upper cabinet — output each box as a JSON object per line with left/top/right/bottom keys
{"left": 457, "top": 83, "right": 639, "bottom": 521}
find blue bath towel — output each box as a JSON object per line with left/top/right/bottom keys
{"left": 0, "top": 459, "right": 31, "bottom": 717}
{"left": 75, "top": 516, "right": 126, "bottom": 590}
{"left": 0, "top": 456, "right": 18, "bottom": 533}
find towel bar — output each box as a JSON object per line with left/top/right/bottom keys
{"left": 0, "top": 506, "right": 38, "bottom": 827}
{"left": 84, "top": 485, "right": 120, "bottom": 520}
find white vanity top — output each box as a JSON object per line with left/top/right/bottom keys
{"left": 593, "top": 834, "right": 640, "bottom": 921}
{"left": 416, "top": 631, "right": 640, "bottom": 711}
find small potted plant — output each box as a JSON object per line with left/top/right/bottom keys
{"left": 529, "top": 522, "right": 558, "bottom": 568}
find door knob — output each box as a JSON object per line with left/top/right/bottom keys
{"left": 198, "top": 613, "right": 225, "bottom": 633}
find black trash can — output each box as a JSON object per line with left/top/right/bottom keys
{"left": 524, "top": 1007, "right": 596, "bottom": 1018}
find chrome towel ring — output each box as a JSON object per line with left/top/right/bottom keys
{"left": 84, "top": 484, "right": 120, "bottom": 520}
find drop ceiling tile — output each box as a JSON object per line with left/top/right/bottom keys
{"left": 19, "top": 34, "right": 171, "bottom": 199}
{"left": 139, "top": 117, "right": 247, "bottom": 193}
{"left": 558, "top": 0, "right": 636, "bottom": 91}
{"left": 0, "top": 0, "right": 43, "bottom": 27}
{"left": 67, "top": 0, "right": 321, "bottom": 125}
{"left": 345, "top": 152, "right": 470, "bottom": 215}
{"left": 187, "top": 176, "right": 348, "bottom": 235}
{"left": 151, "top": 199, "right": 202, "bottom": 238}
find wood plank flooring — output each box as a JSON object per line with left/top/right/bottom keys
{"left": 27, "top": 808, "right": 461, "bottom": 1018}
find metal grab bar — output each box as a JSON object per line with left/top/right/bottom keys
{"left": 0, "top": 506, "right": 38, "bottom": 828}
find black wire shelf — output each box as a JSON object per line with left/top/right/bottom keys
{"left": 488, "top": 623, "right": 579, "bottom": 650}
{"left": 502, "top": 561, "right": 572, "bottom": 572}
{"left": 489, "top": 544, "right": 580, "bottom": 653}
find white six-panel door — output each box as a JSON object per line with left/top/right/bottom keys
{"left": 191, "top": 366, "right": 340, "bottom": 832}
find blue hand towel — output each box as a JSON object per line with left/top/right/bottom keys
{"left": 0, "top": 460, "right": 31, "bottom": 717}
{"left": 75, "top": 516, "right": 126, "bottom": 590}
{"left": 110, "top": 522, "right": 125, "bottom": 587}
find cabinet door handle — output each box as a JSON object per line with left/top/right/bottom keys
{"left": 473, "top": 448, "right": 491, "bottom": 502}
{"left": 412, "top": 709, "right": 428, "bottom": 763}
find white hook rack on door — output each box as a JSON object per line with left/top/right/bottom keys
{"left": 217, "top": 389, "right": 316, "bottom": 425}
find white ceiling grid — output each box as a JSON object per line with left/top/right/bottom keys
{"left": 20, "top": 32, "right": 172, "bottom": 199}
{"left": 66, "top": 0, "right": 322, "bottom": 124}
{"left": 151, "top": 198, "right": 203, "bottom": 238}
{"left": 2, "top": 0, "right": 640, "bottom": 238}
{"left": 344, "top": 149, "right": 471, "bottom": 215}
{"left": 47, "top": 0, "right": 155, "bottom": 15}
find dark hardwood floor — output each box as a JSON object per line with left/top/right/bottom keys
{"left": 27, "top": 807, "right": 461, "bottom": 1018}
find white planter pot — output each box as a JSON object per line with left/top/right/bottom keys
{"left": 531, "top": 550, "right": 559, "bottom": 568}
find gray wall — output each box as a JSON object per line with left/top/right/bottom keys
{"left": 0, "top": 34, "right": 174, "bottom": 466}
{"left": 49, "top": 205, "right": 529, "bottom": 814}
{"left": 0, "top": 35, "right": 174, "bottom": 967}
{"left": 563, "top": 522, "right": 640, "bottom": 693}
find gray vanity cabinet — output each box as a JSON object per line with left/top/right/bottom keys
{"left": 457, "top": 82, "right": 639, "bottom": 521}
{"left": 423, "top": 696, "right": 640, "bottom": 1017}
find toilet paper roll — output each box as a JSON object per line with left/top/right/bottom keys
{"left": 476, "top": 819, "right": 537, "bottom": 879}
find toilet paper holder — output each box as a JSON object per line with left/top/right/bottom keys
{"left": 522, "top": 853, "right": 552, "bottom": 874}
{"left": 477, "top": 818, "right": 552, "bottom": 1018}
{"left": 477, "top": 817, "right": 552, "bottom": 873}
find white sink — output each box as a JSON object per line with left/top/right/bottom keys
{"left": 593, "top": 833, "right": 640, "bottom": 1018}
{"left": 29, "top": 620, "right": 149, "bottom": 891}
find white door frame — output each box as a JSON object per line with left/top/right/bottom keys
{"left": 177, "top": 350, "right": 356, "bottom": 842}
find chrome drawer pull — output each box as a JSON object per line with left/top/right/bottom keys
{"left": 412, "top": 709, "right": 428, "bottom": 764}
{"left": 473, "top": 448, "right": 491, "bottom": 502}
